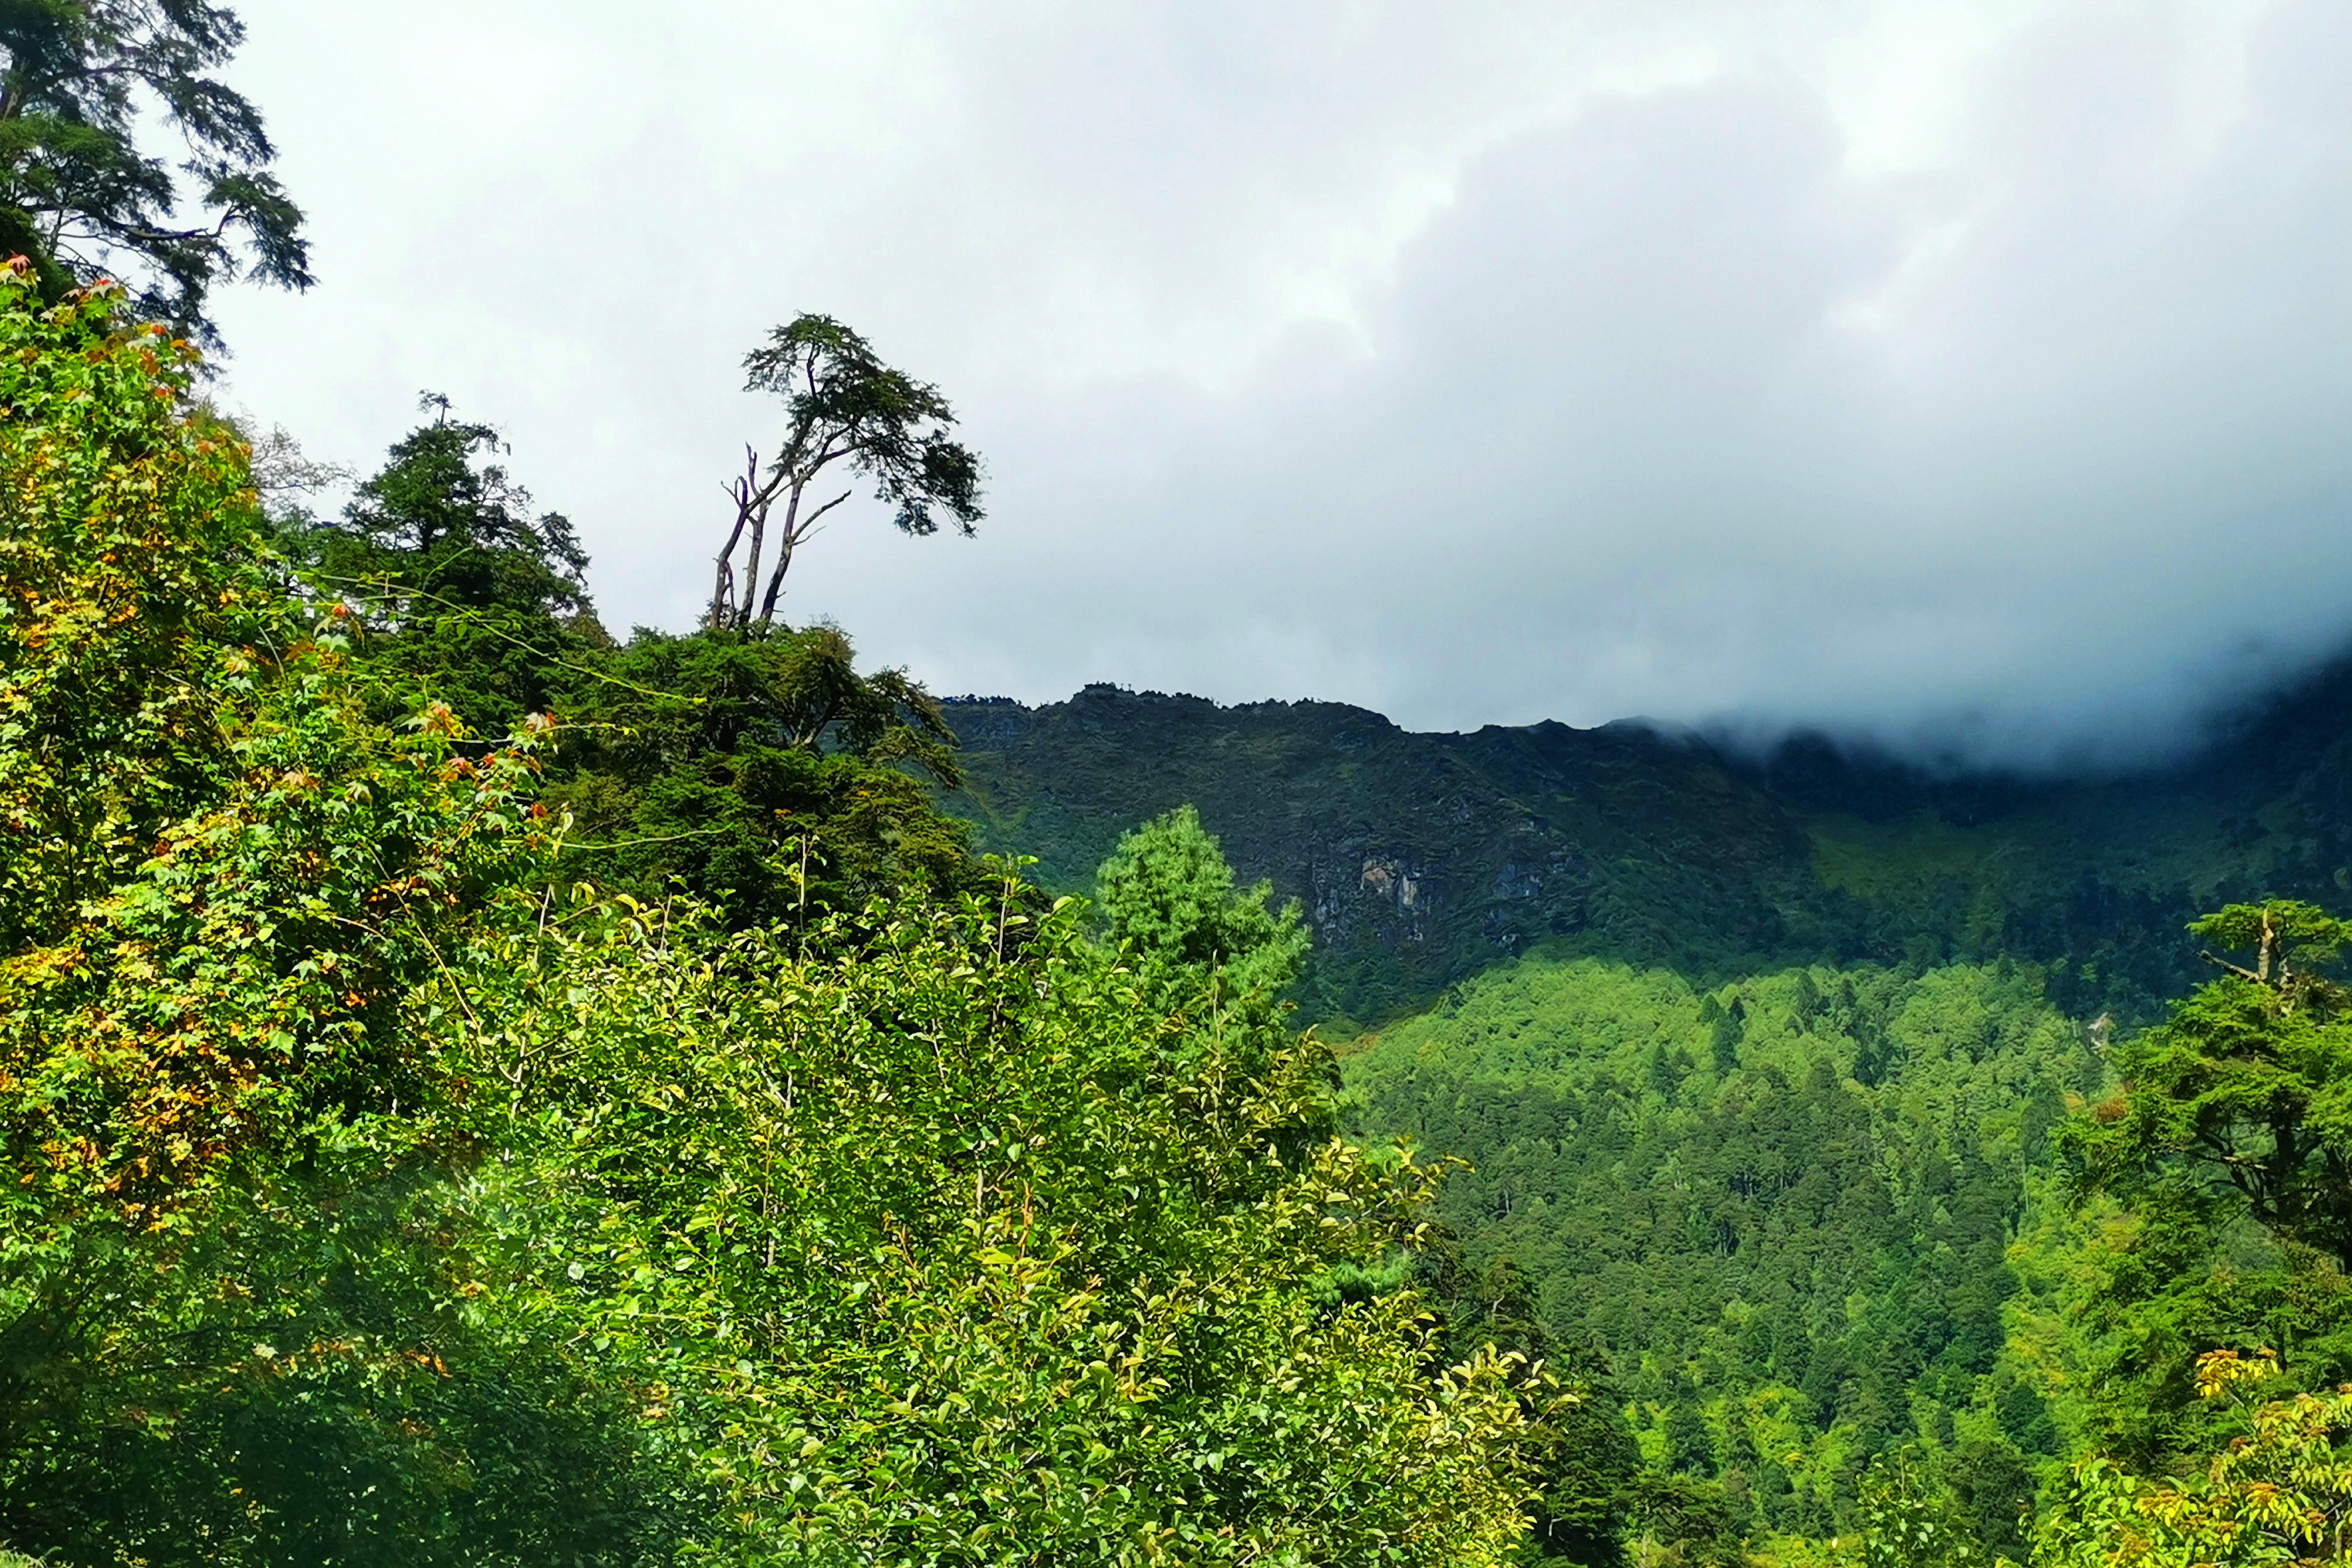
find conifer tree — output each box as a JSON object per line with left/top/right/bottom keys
{"left": 0, "top": 0, "right": 308, "bottom": 340}
{"left": 293, "top": 395, "right": 600, "bottom": 734}
{"left": 1094, "top": 803, "right": 1309, "bottom": 1017}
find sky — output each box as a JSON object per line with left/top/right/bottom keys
{"left": 201, "top": 0, "right": 2352, "bottom": 768}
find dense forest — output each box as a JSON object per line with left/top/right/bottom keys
{"left": 947, "top": 691, "right": 2352, "bottom": 1563}
{"left": 9, "top": 6, "right": 2352, "bottom": 1566}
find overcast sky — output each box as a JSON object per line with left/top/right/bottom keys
{"left": 204, "top": 0, "right": 2352, "bottom": 767}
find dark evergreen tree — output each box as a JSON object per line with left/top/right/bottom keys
{"left": 1649, "top": 1041, "right": 1685, "bottom": 1101}
{"left": 1944, "top": 1440, "right": 2033, "bottom": 1563}
{"left": 1852, "top": 1011, "right": 1895, "bottom": 1086}
{"left": 288, "top": 396, "right": 600, "bottom": 736}
{"left": 2057, "top": 901, "right": 2352, "bottom": 1466}
{"left": 1623, "top": 1472, "right": 1747, "bottom": 1568}
{"left": 1415, "top": 1245, "right": 1640, "bottom": 1568}
{"left": 1712, "top": 996, "right": 1746, "bottom": 1074}
{"left": 1791, "top": 971, "right": 1822, "bottom": 1029}
{"left": 1666, "top": 1386, "right": 1717, "bottom": 1476}
{"left": 548, "top": 625, "right": 976, "bottom": 927}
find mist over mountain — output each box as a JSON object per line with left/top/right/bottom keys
{"left": 204, "top": 2, "right": 2352, "bottom": 774}
{"left": 943, "top": 645, "right": 2352, "bottom": 1028}
{"left": 1685, "top": 627, "right": 2352, "bottom": 778}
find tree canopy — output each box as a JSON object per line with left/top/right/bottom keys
{"left": 0, "top": 0, "right": 308, "bottom": 340}
{"left": 0, "top": 272, "right": 1543, "bottom": 1564}
{"left": 547, "top": 622, "right": 978, "bottom": 924}
{"left": 2069, "top": 901, "right": 2352, "bottom": 1268}
{"left": 1095, "top": 803, "right": 1310, "bottom": 1019}
{"left": 288, "top": 395, "right": 602, "bottom": 734}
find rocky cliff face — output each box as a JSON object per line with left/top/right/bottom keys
{"left": 940, "top": 661, "right": 2352, "bottom": 1028}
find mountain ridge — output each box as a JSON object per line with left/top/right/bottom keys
{"left": 940, "top": 653, "right": 2352, "bottom": 1028}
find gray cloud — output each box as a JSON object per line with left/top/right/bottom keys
{"left": 211, "top": 0, "right": 2352, "bottom": 767}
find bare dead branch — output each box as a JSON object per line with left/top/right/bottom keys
{"left": 790, "top": 489, "right": 854, "bottom": 546}
{"left": 2200, "top": 950, "right": 2268, "bottom": 985}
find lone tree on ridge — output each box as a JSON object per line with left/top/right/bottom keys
{"left": 708, "top": 313, "right": 983, "bottom": 634}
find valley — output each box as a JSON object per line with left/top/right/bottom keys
{"left": 943, "top": 668, "right": 2352, "bottom": 1551}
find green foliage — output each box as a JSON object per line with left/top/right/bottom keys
{"left": 0, "top": 269, "right": 539, "bottom": 1229}
{"left": 548, "top": 622, "right": 977, "bottom": 925}
{"left": 270, "top": 395, "right": 981, "bottom": 931}
{"left": 1623, "top": 1471, "right": 1749, "bottom": 1568}
{"left": 42, "top": 86, "right": 2352, "bottom": 1557}
{"left": 2016, "top": 900, "right": 2352, "bottom": 1477}
{"left": 1346, "top": 950, "right": 2098, "bottom": 1544}
{"left": 9, "top": 1156, "right": 679, "bottom": 1563}
{"left": 1416, "top": 1242, "right": 1642, "bottom": 1567}
{"left": 2008, "top": 1172, "right": 2352, "bottom": 1469}
{"left": 1942, "top": 1442, "right": 2035, "bottom": 1563}
{"left": 2070, "top": 901, "right": 2352, "bottom": 1267}
{"left": 2035, "top": 1350, "right": 2352, "bottom": 1568}
{"left": 292, "top": 395, "right": 602, "bottom": 735}
{"left": 1852, "top": 1446, "right": 2025, "bottom": 1568}
{"left": 1975, "top": 898, "right": 2352, "bottom": 1565}
{"left": 0, "top": 269, "right": 621, "bottom": 1561}
{"left": 1095, "top": 804, "right": 1310, "bottom": 1017}
{"left": 464, "top": 866, "right": 1542, "bottom": 1564}
{"left": 0, "top": 0, "right": 309, "bottom": 339}
{"left": 0, "top": 266, "right": 261, "bottom": 955}
{"left": 0, "top": 268, "right": 1540, "bottom": 1560}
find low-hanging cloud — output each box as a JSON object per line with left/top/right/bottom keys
{"left": 213, "top": 0, "right": 2352, "bottom": 769}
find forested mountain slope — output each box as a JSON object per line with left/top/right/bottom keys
{"left": 945, "top": 671, "right": 2352, "bottom": 1550}
{"left": 943, "top": 662, "right": 2352, "bottom": 1028}
{"left": 1346, "top": 952, "right": 2093, "bottom": 1547}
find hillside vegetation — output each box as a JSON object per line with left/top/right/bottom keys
{"left": 1349, "top": 953, "right": 2093, "bottom": 1548}
{"left": 943, "top": 680, "right": 2352, "bottom": 1031}
{"left": 946, "top": 686, "right": 2352, "bottom": 1562}
{"left": 7, "top": 13, "right": 2352, "bottom": 1554}
{"left": 0, "top": 276, "right": 1539, "bottom": 1564}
